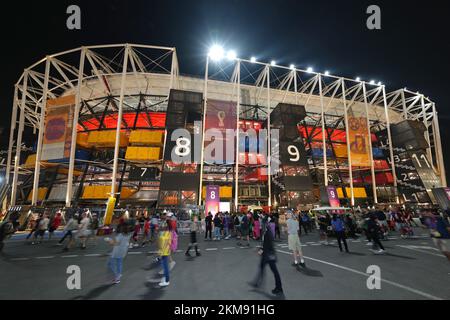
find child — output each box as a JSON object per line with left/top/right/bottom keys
{"left": 157, "top": 222, "right": 172, "bottom": 287}
{"left": 106, "top": 223, "right": 131, "bottom": 284}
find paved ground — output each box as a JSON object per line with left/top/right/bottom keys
{"left": 1, "top": 228, "right": 449, "bottom": 300}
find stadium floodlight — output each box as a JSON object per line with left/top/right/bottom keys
{"left": 324, "top": 70, "right": 330, "bottom": 76}
{"left": 270, "top": 60, "right": 276, "bottom": 66}
{"left": 226, "top": 50, "right": 237, "bottom": 60}
{"left": 355, "top": 77, "right": 361, "bottom": 81}
{"left": 369, "top": 80, "right": 375, "bottom": 85}
{"left": 208, "top": 45, "right": 225, "bottom": 61}
{"left": 289, "top": 64, "right": 295, "bottom": 70}
{"left": 306, "top": 67, "right": 313, "bottom": 73}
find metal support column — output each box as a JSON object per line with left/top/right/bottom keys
{"left": 432, "top": 104, "right": 447, "bottom": 187}
{"left": 266, "top": 66, "right": 272, "bottom": 208}
{"left": 382, "top": 86, "right": 399, "bottom": 203}
{"left": 341, "top": 79, "right": 354, "bottom": 206}
{"left": 198, "top": 55, "right": 209, "bottom": 207}
{"left": 11, "top": 92, "right": 27, "bottom": 206}
{"left": 66, "top": 48, "right": 86, "bottom": 207}
{"left": 3, "top": 87, "right": 19, "bottom": 210}
{"left": 318, "top": 75, "right": 328, "bottom": 186}
{"left": 362, "top": 83, "right": 378, "bottom": 204}
{"left": 421, "top": 95, "right": 433, "bottom": 166}
{"left": 32, "top": 58, "right": 51, "bottom": 206}
{"left": 234, "top": 60, "right": 241, "bottom": 210}
{"left": 111, "top": 45, "right": 130, "bottom": 198}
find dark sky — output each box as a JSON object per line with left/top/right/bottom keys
{"left": 1, "top": 0, "right": 449, "bottom": 181}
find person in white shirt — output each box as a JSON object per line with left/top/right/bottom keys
{"left": 286, "top": 211, "right": 306, "bottom": 268}
{"left": 78, "top": 213, "right": 91, "bottom": 249}
{"left": 32, "top": 214, "right": 50, "bottom": 245}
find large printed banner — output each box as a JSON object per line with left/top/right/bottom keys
{"left": 348, "top": 115, "right": 370, "bottom": 167}
{"left": 204, "top": 99, "right": 237, "bottom": 164}
{"left": 41, "top": 95, "right": 75, "bottom": 161}
{"left": 205, "top": 185, "right": 220, "bottom": 215}
{"left": 326, "top": 186, "right": 341, "bottom": 208}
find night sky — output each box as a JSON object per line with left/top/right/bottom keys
{"left": 1, "top": 0, "right": 449, "bottom": 181}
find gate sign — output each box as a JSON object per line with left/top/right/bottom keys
{"left": 205, "top": 185, "right": 220, "bottom": 215}
{"left": 327, "top": 186, "right": 341, "bottom": 208}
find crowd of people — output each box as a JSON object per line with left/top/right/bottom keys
{"left": 0, "top": 204, "right": 449, "bottom": 295}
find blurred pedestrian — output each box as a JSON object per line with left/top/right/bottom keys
{"left": 249, "top": 220, "right": 283, "bottom": 295}
{"left": 331, "top": 214, "right": 349, "bottom": 253}
{"left": 106, "top": 222, "right": 132, "bottom": 284}
{"left": 185, "top": 215, "right": 201, "bottom": 257}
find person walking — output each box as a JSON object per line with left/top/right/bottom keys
{"left": 237, "top": 213, "right": 250, "bottom": 246}
{"left": 213, "top": 213, "right": 221, "bottom": 241}
{"left": 32, "top": 214, "right": 50, "bottom": 244}
{"left": 249, "top": 220, "right": 283, "bottom": 295}
{"left": 318, "top": 213, "right": 330, "bottom": 245}
{"left": 59, "top": 215, "right": 79, "bottom": 251}
{"left": 204, "top": 212, "right": 213, "bottom": 241}
{"left": 286, "top": 211, "right": 306, "bottom": 267}
{"left": 157, "top": 221, "right": 172, "bottom": 287}
{"left": 299, "top": 212, "right": 309, "bottom": 236}
{"left": 253, "top": 212, "right": 261, "bottom": 240}
{"left": 367, "top": 213, "right": 386, "bottom": 254}
{"left": 0, "top": 217, "right": 17, "bottom": 253}
{"left": 185, "top": 214, "right": 201, "bottom": 257}
{"left": 48, "top": 211, "right": 63, "bottom": 240}
{"left": 78, "top": 212, "right": 91, "bottom": 249}
{"left": 106, "top": 222, "right": 132, "bottom": 284}
{"left": 331, "top": 214, "right": 349, "bottom": 253}
{"left": 26, "top": 213, "right": 42, "bottom": 242}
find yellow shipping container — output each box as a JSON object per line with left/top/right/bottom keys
{"left": 27, "top": 187, "right": 48, "bottom": 201}
{"left": 129, "top": 130, "right": 164, "bottom": 145}
{"left": 336, "top": 187, "right": 367, "bottom": 199}
{"left": 24, "top": 154, "right": 37, "bottom": 168}
{"left": 87, "top": 131, "right": 128, "bottom": 148}
{"left": 76, "top": 132, "right": 90, "bottom": 148}
{"left": 125, "top": 146, "right": 160, "bottom": 161}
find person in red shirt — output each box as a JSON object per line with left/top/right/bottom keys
{"left": 49, "top": 211, "right": 63, "bottom": 240}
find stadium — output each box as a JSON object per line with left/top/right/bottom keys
{"left": 1, "top": 43, "right": 447, "bottom": 222}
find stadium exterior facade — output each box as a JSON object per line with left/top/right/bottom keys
{"left": 2, "top": 44, "right": 447, "bottom": 214}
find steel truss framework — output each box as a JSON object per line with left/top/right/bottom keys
{"left": 4, "top": 44, "right": 447, "bottom": 211}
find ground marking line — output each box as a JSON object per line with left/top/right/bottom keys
{"left": 205, "top": 248, "right": 218, "bottom": 251}
{"left": 276, "top": 249, "right": 443, "bottom": 300}
{"left": 128, "top": 252, "right": 143, "bottom": 255}
{"left": 61, "top": 255, "right": 78, "bottom": 258}
{"left": 35, "top": 256, "right": 54, "bottom": 259}
{"left": 10, "top": 258, "right": 29, "bottom": 261}
{"left": 223, "top": 247, "right": 235, "bottom": 250}
{"left": 395, "top": 245, "right": 445, "bottom": 258}
{"left": 84, "top": 254, "right": 101, "bottom": 257}
{"left": 311, "top": 244, "right": 321, "bottom": 246}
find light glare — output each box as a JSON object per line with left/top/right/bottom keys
{"left": 208, "top": 45, "right": 224, "bottom": 61}
{"left": 227, "top": 50, "right": 237, "bottom": 60}
{"left": 290, "top": 64, "right": 295, "bottom": 70}
{"left": 306, "top": 67, "right": 313, "bottom": 73}
{"left": 356, "top": 77, "right": 361, "bottom": 81}
{"left": 270, "top": 60, "right": 276, "bottom": 66}
{"left": 324, "top": 70, "right": 330, "bottom": 76}
{"left": 250, "top": 56, "right": 256, "bottom": 63}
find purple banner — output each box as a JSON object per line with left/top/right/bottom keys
{"left": 326, "top": 186, "right": 341, "bottom": 208}
{"left": 205, "top": 185, "right": 220, "bottom": 215}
